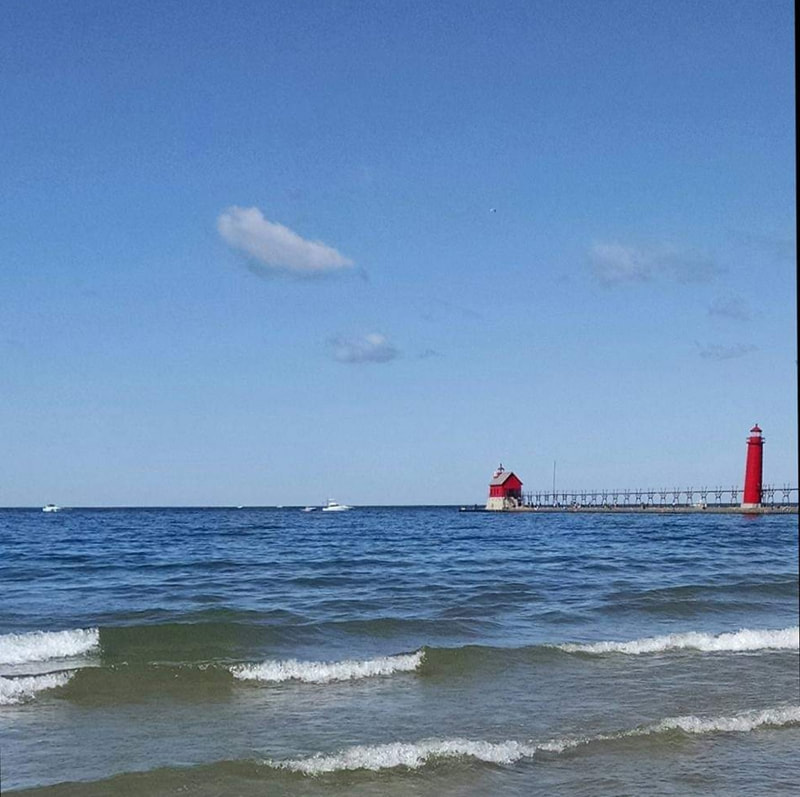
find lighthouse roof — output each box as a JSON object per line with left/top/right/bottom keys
{"left": 750, "top": 424, "right": 762, "bottom": 434}
{"left": 490, "top": 470, "right": 522, "bottom": 486}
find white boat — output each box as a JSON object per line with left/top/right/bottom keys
{"left": 321, "top": 499, "right": 352, "bottom": 512}
{"left": 301, "top": 506, "right": 317, "bottom": 512}
{"left": 42, "top": 504, "right": 60, "bottom": 513}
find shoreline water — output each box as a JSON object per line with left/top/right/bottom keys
{"left": 2, "top": 507, "right": 797, "bottom": 796}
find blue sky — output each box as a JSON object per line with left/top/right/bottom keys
{"left": 1, "top": 0, "right": 796, "bottom": 506}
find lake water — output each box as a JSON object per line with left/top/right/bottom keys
{"left": 1, "top": 507, "right": 798, "bottom": 795}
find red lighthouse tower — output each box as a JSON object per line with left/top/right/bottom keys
{"left": 741, "top": 424, "right": 764, "bottom": 508}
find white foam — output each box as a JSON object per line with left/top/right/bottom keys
{"left": 0, "top": 628, "right": 100, "bottom": 665}
{"left": 0, "top": 672, "right": 73, "bottom": 705}
{"left": 557, "top": 626, "right": 799, "bottom": 655}
{"left": 231, "top": 650, "right": 424, "bottom": 684}
{"left": 272, "top": 738, "right": 539, "bottom": 774}
{"left": 269, "top": 705, "right": 800, "bottom": 774}
{"left": 540, "top": 706, "right": 800, "bottom": 753}
{"left": 645, "top": 705, "right": 800, "bottom": 735}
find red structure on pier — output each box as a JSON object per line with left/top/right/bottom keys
{"left": 486, "top": 464, "right": 523, "bottom": 510}
{"left": 742, "top": 424, "right": 764, "bottom": 508}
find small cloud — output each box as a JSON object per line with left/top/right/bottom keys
{"left": 418, "top": 348, "right": 444, "bottom": 359}
{"left": 659, "top": 248, "right": 722, "bottom": 283}
{"left": 695, "top": 342, "right": 758, "bottom": 361}
{"left": 329, "top": 333, "right": 399, "bottom": 364}
{"left": 708, "top": 295, "right": 751, "bottom": 321}
{"left": 590, "top": 243, "right": 654, "bottom": 285}
{"left": 439, "top": 299, "right": 483, "bottom": 319}
{"left": 729, "top": 230, "right": 796, "bottom": 263}
{"left": 421, "top": 299, "right": 484, "bottom": 322}
{"left": 590, "top": 242, "right": 723, "bottom": 286}
{"left": 217, "top": 206, "right": 354, "bottom": 276}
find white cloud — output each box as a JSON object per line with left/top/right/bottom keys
{"left": 708, "top": 295, "right": 751, "bottom": 321}
{"left": 329, "top": 333, "right": 399, "bottom": 364}
{"left": 696, "top": 342, "right": 758, "bottom": 361}
{"left": 217, "top": 206, "right": 354, "bottom": 275}
{"left": 590, "top": 243, "right": 722, "bottom": 286}
{"left": 590, "top": 243, "right": 654, "bottom": 285}
{"left": 658, "top": 249, "right": 722, "bottom": 283}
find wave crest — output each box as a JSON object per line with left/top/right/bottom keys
{"left": 230, "top": 650, "right": 424, "bottom": 684}
{"left": 648, "top": 706, "right": 800, "bottom": 735}
{"left": 272, "top": 737, "right": 537, "bottom": 774}
{"left": 269, "top": 705, "right": 800, "bottom": 774}
{"left": 557, "top": 626, "right": 799, "bottom": 656}
{"left": 0, "top": 672, "right": 73, "bottom": 705}
{"left": 0, "top": 628, "right": 100, "bottom": 665}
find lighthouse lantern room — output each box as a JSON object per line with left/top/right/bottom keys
{"left": 486, "top": 464, "right": 523, "bottom": 511}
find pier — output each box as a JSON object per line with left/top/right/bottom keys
{"left": 460, "top": 485, "right": 798, "bottom": 514}
{"left": 519, "top": 484, "right": 798, "bottom": 512}
{"left": 467, "top": 425, "right": 798, "bottom": 514}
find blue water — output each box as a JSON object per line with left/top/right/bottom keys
{"left": 1, "top": 507, "right": 798, "bottom": 795}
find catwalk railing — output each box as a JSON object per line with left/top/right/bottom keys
{"left": 521, "top": 485, "right": 798, "bottom": 508}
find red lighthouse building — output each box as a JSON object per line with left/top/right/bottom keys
{"left": 741, "top": 424, "right": 764, "bottom": 508}
{"left": 486, "top": 464, "right": 523, "bottom": 511}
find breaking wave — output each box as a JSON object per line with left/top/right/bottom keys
{"left": 0, "top": 672, "right": 73, "bottom": 705}
{"left": 231, "top": 650, "right": 424, "bottom": 684}
{"left": 648, "top": 706, "right": 800, "bottom": 735}
{"left": 0, "top": 628, "right": 100, "bottom": 665}
{"left": 274, "top": 738, "right": 538, "bottom": 773}
{"left": 270, "top": 705, "right": 800, "bottom": 774}
{"left": 557, "top": 626, "right": 798, "bottom": 656}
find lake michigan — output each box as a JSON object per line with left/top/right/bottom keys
{"left": 1, "top": 507, "right": 798, "bottom": 795}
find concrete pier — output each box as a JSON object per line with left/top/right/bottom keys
{"left": 459, "top": 503, "right": 798, "bottom": 514}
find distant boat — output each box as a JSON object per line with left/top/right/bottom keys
{"left": 301, "top": 506, "right": 317, "bottom": 512}
{"left": 42, "top": 504, "right": 60, "bottom": 513}
{"left": 321, "top": 500, "right": 352, "bottom": 512}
